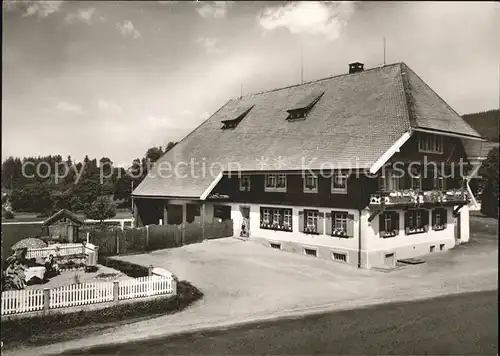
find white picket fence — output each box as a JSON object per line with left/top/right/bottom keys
{"left": 118, "top": 275, "right": 174, "bottom": 300}
{"left": 26, "top": 243, "right": 84, "bottom": 259}
{"left": 50, "top": 282, "right": 114, "bottom": 308}
{"left": 1, "top": 275, "right": 175, "bottom": 316}
{"left": 1, "top": 289, "right": 45, "bottom": 315}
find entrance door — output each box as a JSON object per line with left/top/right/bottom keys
{"left": 240, "top": 206, "right": 250, "bottom": 238}
{"left": 454, "top": 214, "right": 461, "bottom": 242}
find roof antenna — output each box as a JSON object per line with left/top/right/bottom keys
{"left": 383, "top": 37, "right": 386, "bottom": 65}
{"left": 300, "top": 46, "right": 304, "bottom": 84}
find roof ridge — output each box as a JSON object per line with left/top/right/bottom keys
{"left": 240, "top": 62, "right": 403, "bottom": 98}
{"left": 399, "top": 62, "right": 417, "bottom": 128}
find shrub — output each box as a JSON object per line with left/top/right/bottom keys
{"left": 98, "top": 256, "right": 149, "bottom": 278}
{"left": 3, "top": 209, "right": 15, "bottom": 220}
{"left": 480, "top": 147, "right": 499, "bottom": 219}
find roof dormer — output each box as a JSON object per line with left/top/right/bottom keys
{"left": 221, "top": 105, "right": 254, "bottom": 130}
{"left": 286, "top": 91, "right": 324, "bottom": 121}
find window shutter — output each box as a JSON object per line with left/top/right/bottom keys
{"left": 298, "top": 210, "right": 304, "bottom": 233}
{"left": 431, "top": 209, "right": 436, "bottom": 230}
{"left": 325, "top": 212, "right": 332, "bottom": 236}
{"left": 379, "top": 213, "right": 385, "bottom": 236}
{"left": 317, "top": 212, "right": 324, "bottom": 234}
{"left": 347, "top": 214, "right": 354, "bottom": 237}
{"left": 393, "top": 212, "right": 400, "bottom": 235}
{"left": 404, "top": 211, "right": 410, "bottom": 235}
{"left": 442, "top": 208, "right": 448, "bottom": 225}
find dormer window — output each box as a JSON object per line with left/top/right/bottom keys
{"left": 221, "top": 105, "right": 254, "bottom": 130}
{"left": 418, "top": 133, "right": 443, "bottom": 154}
{"left": 286, "top": 91, "right": 324, "bottom": 121}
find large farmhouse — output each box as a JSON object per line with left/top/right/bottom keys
{"left": 132, "top": 62, "right": 484, "bottom": 269}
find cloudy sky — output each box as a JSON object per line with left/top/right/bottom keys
{"left": 2, "top": 1, "right": 499, "bottom": 167}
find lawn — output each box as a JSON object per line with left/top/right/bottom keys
{"left": 24, "top": 264, "right": 132, "bottom": 290}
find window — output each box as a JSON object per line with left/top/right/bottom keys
{"left": 379, "top": 211, "right": 400, "bottom": 238}
{"left": 270, "top": 243, "right": 281, "bottom": 250}
{"left": 288, "top": 110, "right": 306, "bottom": 120}
{"left": 239, "top": 175, "right": 251, "bottom": 192}
{"left": 221, "top": 105, "right": 254, "bottom": 130}
{"left": 326, "top": 211, "right": 353, "bottom": 238}
{"left": 305, "top": 209, "right": 319, "bottom": 234}
{"left": 265, "top": 174, "right": 286, "bottom": 192}
{"left": 433, "top": 173, "right": 446, "bottom": 191}
{"left": 432, "top": 208, "right": 447, "bottom": 231}
{"left": 277, "top": 174, "right": 286, "bottom": 188}
{"left": 286, "top": 92, "right": 324, "bottom": 121}
{"left": 331, "top": 173, "right": 348, "bottom": 194}
{"left": 409, "top": 166, "right": 422, "bottom": 190}
{"left": 272, "top": 210, "right": 280, "bottom": 225}
{"left": 440, "top": 243, "right": 445, "bottom": 251}
{"left": 405, "top": 209, "right": 429, "bottom": 235}
{"left": 304, "top": 248, "right": 317, "bottom": 257}
{"left": 430, "top": 245, "right": 435, "bottom": 253}
{"left": 332, "top": 252, "right": 347, "bottom": 263}
{"left": 379, "top": 170, "right": 401, "bottom": 191}
{"left": 213, "top": 205, "right": 231, "bottom": 222}
{"left": 262, "top": 208, "right": 271, "bottom": 225}
{"left": 283, "top": 209, "right": 292, "bottom": 229}
{"left": 303, "top": 174, "right": 318, "bottom": 193}
{"left": 418, "top": 133, "right": 443, "bottom": 154}
{"left": 260, "top": 207, "right": 292, "bottom": 232}
{"left": 332, "top": 212, "right": 348, "bottom": 237}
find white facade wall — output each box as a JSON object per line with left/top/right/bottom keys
{"left": 203, "top": 202, "right": 471, "bottom": 268}
{"left": 227, "top": 202, "right": 360, "bottom": 249}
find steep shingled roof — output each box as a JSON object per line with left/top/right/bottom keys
{"left": 133, "top": 62, "right": 482, "bottom": 199}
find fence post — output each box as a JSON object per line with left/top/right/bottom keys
{"left": 43, "top": 288, "right": 50, "bottom": 313}
{"left": 113, "top": 281, "right": 119, "bottom": 302}
{"left": 172, "top": 275, "right": 178, "bottom": 296}
{"left": 148, "top": 265, "right": 153, "bottom": 276}
{"left": 116, "top": 230, "right": 120, "bottom": 255}
{"left": 146, "top": 225, "right": 150, "bottom": 251}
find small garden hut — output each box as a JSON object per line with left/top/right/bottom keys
{"left": 41, "top": 209, "right": 83, "bottom": 243}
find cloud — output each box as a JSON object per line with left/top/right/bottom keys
{"left": 196, "top": 36, "right": 225, "bottom": 54}
{"left": 3, "top": 0, "right": 64, "bottom": 18}
{"left": 56, "top": 101, "right": 84, "bottom": 115}
{"left": 97, "top": 99, "right": 123, "bottom": 114}
{"left": 196, "top": 1, "right": 233, "bottom": 19}
{"left": 116, "top": 20, "right": 141, "bottom": 39}
{"left": 64, "top": 7, "right": 96, "bottom": 24}
{"left": 257, "top": 1, "right": 357, "bottom": 41}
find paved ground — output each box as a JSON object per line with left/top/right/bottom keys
{"left": 5, "top": 217, "right": 498, "bottom": 356}
{"left": 64, "top": 290, "right": 498, "bottom": 355}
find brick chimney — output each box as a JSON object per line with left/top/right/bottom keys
{"left": 349, "top": 62, "right": 364, "bottom": 74}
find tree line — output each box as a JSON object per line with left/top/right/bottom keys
{"left": 1, "top": 142, "right": 177, "bottom": 217}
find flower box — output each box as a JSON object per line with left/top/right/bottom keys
{"left": 382, "top": 230, "right": 398, "bottom": 238}
{"left": 332, "top": 229, "right": 347, "bottom": 237}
